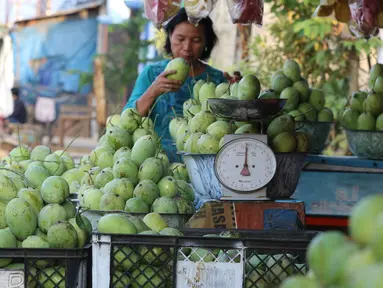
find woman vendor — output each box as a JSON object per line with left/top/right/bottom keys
{"left": 123, "top": 8, "right": 240, "bottom": 162}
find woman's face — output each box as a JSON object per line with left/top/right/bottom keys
{"left": 170, "top": 21, "right": 206, "bottom": 63}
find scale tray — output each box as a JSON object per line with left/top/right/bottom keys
{"left": 208, "top": 98, "right": 287, "bottom": 121}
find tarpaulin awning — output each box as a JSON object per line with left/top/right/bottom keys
{"left": 11, "top": 16, "right": 97, "bottom": 106}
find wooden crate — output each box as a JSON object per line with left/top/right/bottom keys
{"left": 57, "top": 105, "right": 95, "bottom": 147}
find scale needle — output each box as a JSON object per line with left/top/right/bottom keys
{"left": 240, "top": 143, "right": 251, "bottom": 176}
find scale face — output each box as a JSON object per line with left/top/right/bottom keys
{"left": 214, "top": 135, "right": 277, "bottom": 200}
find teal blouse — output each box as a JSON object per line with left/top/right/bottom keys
{"left": 123, "top": 59, "right": 226, "bottom": 162}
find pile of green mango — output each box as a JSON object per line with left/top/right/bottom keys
{"left": 340, "top": 63, "right": 383, "bottom": 131}
{"left": 170, "top": 74, "right": 263, "bottom": 154}
{"left": 170, "top": 63, "right": 319, "bottom": 154}
{"left": 194, "top": 73, "right": 261, "bottom": 110}
{"left": 267, "top": 114, "right": 310, "bottom": 153}
{"left": 261, "top": 59, "right": 334, "bottom": 123}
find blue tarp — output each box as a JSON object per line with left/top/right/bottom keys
{"left": 11, "top": 17, "right": 97, "bottom": 104}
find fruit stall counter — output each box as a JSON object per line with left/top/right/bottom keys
{"left": 294, "top": 155, "right": 383, "bottom": 230}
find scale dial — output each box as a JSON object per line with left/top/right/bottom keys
{"left": 214, "top": 137, "right": 277, "bottom": 193}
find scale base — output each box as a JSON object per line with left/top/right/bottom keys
{"left": 219, "top": 133, "right": 272, "bottom": 201}
{"left": 220, "top": 187, "right": 269, "bottom": 201}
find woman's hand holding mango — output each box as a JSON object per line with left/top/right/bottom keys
{"left": 149, "top": 70, "right": 183, "bottom": 97}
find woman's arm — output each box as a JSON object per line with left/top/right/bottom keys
{"left": 124, "top": 65, "right": 153, "bottom": 115}
{"left": 124, "top": 66, "right": 182, "bottom": 116}
{"left": 136, "top": 87, "right": 158, "bottom": 116}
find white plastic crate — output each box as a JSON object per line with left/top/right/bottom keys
{"left": 92, "top": 234, "right": 244, "bottom": 288}
{"left": 92, "top": 230, "right": 314, "bottom": 288}
{"left": 92, "top": 234, "right": 112, "bottom": 288}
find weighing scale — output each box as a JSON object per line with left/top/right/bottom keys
{"left": 207, "top": 98, "right": 287, "bottom": 201}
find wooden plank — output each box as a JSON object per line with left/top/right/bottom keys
{"left": 58, "top": 117, "right": 91, "bottom": 147}
{"left": 57, "top": 103, "right": 94, "bottom": 145}
{"left": 60, "top": 115, "right": 93, "bottom": 120}
{"left": 60, "top": 105, "right": 93, "bottom": 114}
{"left": 93, "top": 56, "right": 107, "bottom": 126}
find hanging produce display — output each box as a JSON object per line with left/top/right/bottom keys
{"left": 144, "top": 0, "right": 264, "bottom": 26}
{"left": 226, "top": 0, "right": 264, "bottom": 25}
{"left": 349, "top": 0, "right": 380, "bottom": 38}
{"left": 184, "top": 0, "right": 218, "bottom": 25}
{"left": 313, "top": 0, "right": 382, "bottom": 38}
{"left": 144, "top": 0, "right": 182, "bottom": 28}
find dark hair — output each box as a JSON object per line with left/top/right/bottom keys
{"left": 163, "top": 8, "right": 218, "bottom": 61}
{"left": 11, "top": 87, "right": 19, "bottom": 97}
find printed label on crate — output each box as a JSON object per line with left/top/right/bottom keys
{"left": 185, "top": 202, "right": 236, "bottom": 229}
{"left": 176, "top": 261, "right": 243, "bottom": 288}
{"left": 0, "top": 270, "right": 24, "bottom": 288}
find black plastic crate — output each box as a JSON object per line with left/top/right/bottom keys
{"left": 0, "top": 245, "right": 91, "bottom": 288}
{"left": 93, "top": 229, "right": 317, "bottom": 288}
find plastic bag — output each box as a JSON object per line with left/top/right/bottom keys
{"left": 184, "top": 0, "right": 218, "bottom": 25}
{"left": 144, "top": 0, "right": 182, "bottom": 28}
{"left": 313, "top": 0, "right": 351, "bottom": 23}
{"left": 226, "top": 0, "right": 264, "bottom": 25}
{"left": 334, "top": 0, "right": 351, "bottom": 23}
{"left": 349, "top": 0, "right": 379, "bottom": 38}
{"left": 378, "top": 7, "right": 383, "bottom": 28}
{"left": 312, "top": 0, "right": 335, "bottom": 18}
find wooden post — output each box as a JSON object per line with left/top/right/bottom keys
{"left": 237, "top": 24, "right": 252, "bottom": 61}
{"left": 93, "top": 57, "right": 107, "bottom": 135}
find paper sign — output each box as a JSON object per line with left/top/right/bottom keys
{"left": 0, "top": 270, "right": 24, "bottom": 288}
{"left": 176, "top": 261, "right": 243, "bottom": 288}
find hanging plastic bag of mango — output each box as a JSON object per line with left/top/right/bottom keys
{"left": 313, "top": 0, "right": 381, "bottom": 39}
{"left": 348, "top": 0, "right": 381, "bottom": 39}
{"left": 184, "top": 0, "right": 218, "bottom": 25}
{"left": 225, "top": 0, "right": 264, "bottom": 25}
{"left": 144, "top": 0, "right": 182, "bottom": 28}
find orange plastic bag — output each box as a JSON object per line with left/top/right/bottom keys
{"left": 144, "top": 0, "right": 182, "bottom": 28}
{"left": 226, "top": 0, "right": 264, "bottom": 26}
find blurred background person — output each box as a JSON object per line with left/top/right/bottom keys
{"left": 5, "top": 87, "right": 27, "bottom": 126}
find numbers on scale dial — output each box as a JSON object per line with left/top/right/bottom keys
{"left": 216, "top": 138, "right": 276, "bottom": 192}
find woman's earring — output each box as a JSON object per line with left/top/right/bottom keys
{"left": 205, "top": 47, "right": 208, "bottom": 52}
